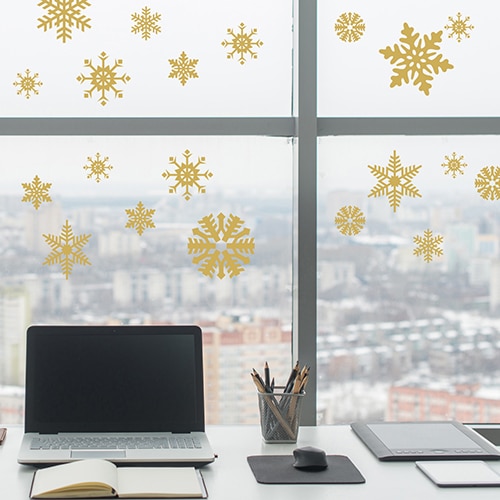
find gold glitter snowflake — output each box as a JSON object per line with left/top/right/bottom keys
{"left": 334, "top": 205, "right": 366, "bottom": 235}
{"left": 188, "top": 212, "right": 255, "bottom": 279}
{"left": 441, "top": 152, "right": 467, "bottom": 178}
{"left": 21, "top": 175, "right": 52, "bottom": 210}
{"left": 13, "top": 69, "right": 43, "bottom": 99}
{"left": 162, "top": 149, "right": 213, "bottom": 201}
{"left": 444, "top": 12, "right": 474, "bottom": 43}
{"left": 77, "top": 51, "right": 131, "bottom": 106}
{"left": 368, "top": 150, "right": 422, "bottom": 212}
{"left": 413, "top": 229, "right": 444, "bottom": 263}
{"left": 334, "top": 12, "right": 365, "bottom": 43}
{"left": 475, "top": 166, "right": 500, "bottom": 201}
{"left": 221, "top": 22, "right": 263, "bottom": 65}
{"left": 131, "top": 6, "right": 161, "bottom": 40}
{"left": 125, "top": 201, "right": 156, "bottom": 236}
{"left": 168, "top": 51, "right": 199, "bottom": 86}
{"left": 379, "top": 23, "right": 454, "bottom": 95}
{"left": 83, "top": 152, "right": 113, "bottom": 182}
{"left": 43, "top": 220, "right": 92, "bottom": 279}
{"left": 37, "top": 0, "right": 91, "bottom": 43}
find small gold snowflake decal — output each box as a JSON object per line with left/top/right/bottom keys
{"left": 475, "top": 166, "right": 500, "bottom": 201}
{"left": 168, "top": 51, "right": 199, "bottom": 86}
{"left": 162, "top": 149, "right": 213, "bottom": 201}
{"left": 37, "top": 0, "right": 91, "bottom": 43}
{"left": 13, "top": 69, "right": 43, "bottom": 99}
{"left": 125, "top": 201, "right": 156, "bottom": 236}
{"left": 380, "top": 23, "right": 454, "bottom": 96}
{"left": 21, "top": 175, "right": 52, "bottom": 210}
{"left": 441, "top": 152, "right": 467, "bottom": 178}
{"left": 334, "top": 12, "right": 365, "bottom": 43}
{"left": 445, "top": 12, "right": 474, "bottom": 43}
{"left": 77, "top": 51, "right": 131, "bottom": 106}
{"left": 43, "top": 220, "right": 92, "bottom": 279}
{"left": 83, "top": 152, "right": 113, "bottom": 182}
{"left": 368, "top": 150, "right": 422, "bottom": 212}
{"left": 335, "top": 205, "right": 366, "bottom": 235}
{"left": 221, "top": 22, "right": 263, "bottom": 65}
{"left": 413, "top": 229, "right": 444, "bottom": 263}
{"left": 188, "top": 212, "right": 255, "bottom": 279}
{"left": 131, "top": 6, "right": 161, "bottom": 40}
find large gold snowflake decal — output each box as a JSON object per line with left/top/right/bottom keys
{"left": 43, "top": 220, "right": 92, "bottom": 279}
{"left": 77, "top": 51, "right": 131, "bottom": 106}
{"left": 475, "top": 167, "right": 500, "bottom": 201}
{"left": 444, "top": 12, "right": 474, "bottom": 43}
{"left": 162, "top": 150, "right": 213, "bottom": 201}
{"left": 441, "top": 152, "right": 467, "bottom": 178}
{"left": 379, "top": 23, "right": 454, "bottom": 96}
{"left": 368, "top": 150, "right": 422, "bottom": 212}
{"left": 21, "top": 175, "right": 52, "bottom": 210}
{"left": 221, "top": 22, "right": 263, "bottom": 65}
{"left": 188, "top": 212, "right": 255, "bottom": 279}
{"left": 413, "top": 229, "right": 444, "bottom": 263}
{"left": 83, "top": 152, "right": 113, "bottom": 182}
{"left": 168, "top": 51, "right": 199, "bottom": 86}
{"left": 131, "top": 6, "right": 161, "bottom": 40}
{"left": 13, "top": 69, "right": 43, "bottom": 99}
{"left": 37, "top": 0, "right": 91, "bottom": 43}
{"left": 125, "top": 201, "right": 156, "bottom": 236}
{"left": 335, "top": 205, "right": 366, "bottom": 235}
{"left": 334, "top": 12, "right": 365, "bottom": 43}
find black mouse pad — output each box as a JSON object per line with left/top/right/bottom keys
{"left": 247, "top": 455, "right": 365, "bottom": 484}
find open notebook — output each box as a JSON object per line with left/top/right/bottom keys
{"left": 18, "top": 324, "right": 216, "bottom": 467}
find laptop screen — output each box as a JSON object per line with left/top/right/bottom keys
{"left": 25, "top": 325, "right": 205, "bottom": 434}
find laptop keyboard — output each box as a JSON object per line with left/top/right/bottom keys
{"left": 30, "top": 435, "right": 202, "bottom": 450}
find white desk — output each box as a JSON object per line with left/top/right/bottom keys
{"left": 3, "top": 424, "right": 500, "bottom": 499}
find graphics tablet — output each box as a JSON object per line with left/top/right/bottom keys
{"left": 350, "top": 421, "right": 500, "bottom": 461}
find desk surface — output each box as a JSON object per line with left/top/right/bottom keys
{"left": 3, "top": 424, "right": 500, "bottom": 499}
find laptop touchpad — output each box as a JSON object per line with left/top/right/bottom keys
{"left": 71, "top": 450, "right": 126, "bottom": 459}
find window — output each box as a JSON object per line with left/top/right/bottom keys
{"left": 0, "top": 1, "right": 295, "bottom": 425}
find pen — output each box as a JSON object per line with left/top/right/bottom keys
{"left": 0, "top": 427, "right": 6, "bottom": 445}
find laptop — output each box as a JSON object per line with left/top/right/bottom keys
{"left": 18, "top": 324, "right": 216, "bottom": 467}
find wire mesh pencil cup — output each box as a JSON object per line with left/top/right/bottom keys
{"left": 258, "top": 389, "right": 305, "bottom": 443}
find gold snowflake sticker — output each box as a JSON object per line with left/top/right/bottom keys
{"left": 335, "top": 206, "right": 366, "bottom": 235}
{"left": 475, "top": 166, "right": 500, "bottom": 201}
{"left": 441, "top": 152, "right": 467, "bottom": 178}
{"left": 162, "top": 150, "right": 213, "bottom": 201}
{"left": 37, "top": 0, "right": 91, "bottom": 43}
{"left": 188, "top": 212, "right": 255, "bottom": 279}
{"left": 413, "top": 229, "right": 444, "bottom": 263}
{"left": 83, "top": 152, "right": 113, "bottom": 182}
{"left": 43, "top": 220, "right": 92, "bottom": 279}
{"left": 13, "top": 69, "right": 43, "bottom": 99}
{"left": 77, "top": 51, "right": 131, "bottom": 106}
{"left": 221, "top": 22, "right": 263, "bottom": 65}
{"left": 445, "top": 12, "right": 474, "bottom": 43}
{"left": 131, "top": 6, "right": 161, "bottom": 40}
{"left": 368, "top": 150, "right": 422, "bottom": 212}
{"left": 21, "top": 175, "right": 52, "bottom": 210}
{"left": 168, "top": 51, "right": 199, "bottom": 86}
{"left": 125, "top": 201, "right": 156, "bottom": 236}
{"left": 334, "top": 12, "right": 365, "bottom": 43}
{"left": 379, "top": 23, "right": 454, "bottom": 96}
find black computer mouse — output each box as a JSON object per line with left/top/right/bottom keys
{"left": 292, "top": 446, "right": 328, "bottom": 471}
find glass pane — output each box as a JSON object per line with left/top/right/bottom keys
{"left": 318, "top": 135, "right": 500, "bottom": 423}
{"left": 318, "top": 1, "right": 496, "bottom": 116}
{"left": 3, "top": 0, "right": 292, "bottom": 117}
{"left": 0, "top": 136, "right": 293, "bottom": 425}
